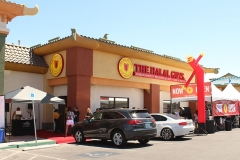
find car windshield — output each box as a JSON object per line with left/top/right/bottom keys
{"left": 165, "top": 114, "right": 185, "bottom": 120}
{"left": 130, "top": 110, "right": 151, "bottom": 118}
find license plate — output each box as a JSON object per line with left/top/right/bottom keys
{"left": 145, "top": 123, "right": 151, "bottom": 128}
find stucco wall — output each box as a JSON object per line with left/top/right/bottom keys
{"left": 93, "top": 50, "right": 194, "bottom": 87}
{"left": 43, "top": 50, "right": 66, "bottom": 125}
{"left": 53, "top": 85, "right": 68, "bottom": 109}
{"left": 4, "top": 70, "right": 44, "bottom": 130}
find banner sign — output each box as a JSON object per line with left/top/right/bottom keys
{"left": 118, "top": 57, "right": 186, "bottom": 82}
{"left": 170, "top": 82, "right": 212, "bottom": 99}
{"left": 212, "top": 100, "right": 239, "bottom": 116}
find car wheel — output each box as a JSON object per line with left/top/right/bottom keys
{"left": 112, "top": 130, "right": 127, "bottom": 147}
{"left": 161, "top": 128, "right": 173, "bottom": 140}
{"left": 74, "top": 129, "right": 86, "bottom": 144}
{"left": 138, "top": 139, "right": 150, "bottom": 144}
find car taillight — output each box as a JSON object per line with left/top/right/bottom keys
{"left": 178, "top": 122, "right": 187, "bottom": 126}
{"left": 127, "top": 120, "right": 143, "bottom": 125}
{"left": 152, "top": 119, "right": 156, "bottom": 123}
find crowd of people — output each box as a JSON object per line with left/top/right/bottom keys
{"left": 53, "top": 106, "right": 101, "bottom": 137}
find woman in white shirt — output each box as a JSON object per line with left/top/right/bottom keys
{"left": 65, "top": 107, "right": 75, "bottom": 137}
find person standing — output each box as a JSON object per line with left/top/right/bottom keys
{"left": 74, "top": 106, "right": 80, "bottom": 124}
{"left": 12, "top": 107, "right": 22, "bottom": 119}
{"left": 85, "top": 108, "right": 93, "bottom": 120}
{"left": 93, "top": 108, "right": 100, "bottom": 114}
{"left": 193, "top": 110, "right": 198, "bottom": 132}
{"left": 54, "top": 109, "right": 60, "bottom": 133}
{"left": 65, "top": 107, "right": 74, "bottom": 137}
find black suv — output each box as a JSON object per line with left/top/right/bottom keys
{"left": 72, "top": 109, "right": 157, "bottom": 147}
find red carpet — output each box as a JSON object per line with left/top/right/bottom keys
{"left": 36, "top": 130, "right": 76, "bottom": 144}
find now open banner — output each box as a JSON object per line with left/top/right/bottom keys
{"left": 212, "top": 100, "right": 239, "bottom": 116}
{"left": 170, "top": 82, "right": 212, "bottom": 103}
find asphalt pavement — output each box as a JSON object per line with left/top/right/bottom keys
{"left": 1, "top": 128, "right": 240, "bottom": 160}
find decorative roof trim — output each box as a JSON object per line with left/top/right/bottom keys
{"left": 32, "top": 29, "right": 219, "bottom": 73}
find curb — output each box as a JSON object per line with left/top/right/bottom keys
{"left": 22, "top": 144, "right": 60, "bottom": 151}
{"left": 0, "top": 140, "right": 56, "bottom": 150}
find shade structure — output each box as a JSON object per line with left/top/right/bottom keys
{"left": 5, "top": 86, "right": 65, "bottom": 104}
{"left": 211, "top": 83, "right": 224, "bottom": 102}
{"left": 222, "top": 83, "right": 240, "bottom": 101}
{"left": 4, "top": 86, "right": 65, "bottom": 146}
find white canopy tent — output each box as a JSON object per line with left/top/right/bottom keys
{"left": 211, "top": 83, "right": 224, "bottom": 102}
{"left": 4, "top": 86, "right": 65, "bottom": 146}
{"left": 212, "top": 83, "right": 240, "bottom": 117}
{"left": 221, "top": 83, "right": 240, "bottom": 101}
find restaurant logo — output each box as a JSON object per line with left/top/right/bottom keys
{"left": 50, "top": 53, "right": 64, "bottom": 77}
{"left": 223, "top": 103, "right": 228, "bottom": 113}
{"left": 118, "top": 57, "right": 134, "bottom": 79}
{"left": 184, "top": 86, "right": 193, "bottom": 94}
{"left": 118, "top": 57, "right": 186, "bottom": 82}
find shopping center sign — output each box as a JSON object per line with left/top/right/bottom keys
{"left": 118, "top": 57, "right": 186, "bottom": 82}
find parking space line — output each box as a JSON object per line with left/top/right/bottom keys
{"left": 0, "top": 151, "right": 21, "bottom": 160}
{"left": 29, "top": 155, "right": 38, "bottom": 160}
{"left": 81, "top": 145, "right": 136, "bottom": 151}
{"left": 23, "top": 152, "right": 66, "bottom": 160}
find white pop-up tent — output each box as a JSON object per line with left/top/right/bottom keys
{"left": 4, "top": 86, "right": 65, "bottom": 146}
{"left": 211, "top": 83, "right": 224, "bottom": 102}
{"left": 221, "top": 83, "right": 240, "bottom": 101}
{"left": 212, "top": 83, "right": 240, "bottom": 116}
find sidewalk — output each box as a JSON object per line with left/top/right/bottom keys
{"left": 0, "top": 135, "right": 56, "bottom": 150}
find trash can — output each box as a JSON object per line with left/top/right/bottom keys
{"left": 225, "top": 120, "right": 232, "bottom": 131}
{"left": 0, "top": 129, "right": 4, "bottom": 143}
{"left": 206, "top": 120, "right": 215, "bottom": 134}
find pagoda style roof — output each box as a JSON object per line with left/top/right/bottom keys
{"left": 0, "top": 0, "right": 38, "bottom": 23}
{"left": 32, "top": 29, "right": 219, "bottom": 74}
{"left": 211, "top": 73, "right": 240, "bottom": 86}
{"left": 5, "top": 43, "right": 48, "bottom": 74}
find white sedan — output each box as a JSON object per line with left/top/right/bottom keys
{"left": 150, "top": 113, "right": 194, "bottom": 140}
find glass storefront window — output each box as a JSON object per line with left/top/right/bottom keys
{"left": 100, "top": 96, "right": 129, "bottom": 109}
{"left": 163, "top": 100, "right": 171, "bottom": 114}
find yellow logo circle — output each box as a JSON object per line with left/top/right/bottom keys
{"left": 223, "top": 103, "right": 228, "bottom": 113}
{"left": 118, "top": 58, "right": 133, "bottom": 79}
{"left": 186, "top": 87, "right": 193, "bottom": 94}
{"left": 50, "top": 53, "right": 64, "bottom": 77}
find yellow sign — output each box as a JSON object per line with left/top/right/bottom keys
{"left": 50, "top": 53, "right": 64, "bottom": 77}
{"left": 118, "top": 57, "right": 133, "bottom": 79}
{"left": 223, "top": 103, "right": 228, "bottom": 113}
{"left": 186, "top": 87, "right": 193, "bottom": 94}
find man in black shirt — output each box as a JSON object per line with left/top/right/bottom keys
{"left": 74, "top": 106, "right": 80, "bottom": 124}
{"left": 93, "top": 108, "right": 100, "bottom": 114}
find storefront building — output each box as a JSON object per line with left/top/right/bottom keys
{"left": 4, "top": 29, "right": 218, "bottom": 130}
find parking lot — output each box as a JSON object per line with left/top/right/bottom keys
{"left": 1, "top": 128, "right": 240, "bottom": 160}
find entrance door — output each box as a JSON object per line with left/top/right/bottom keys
{"left": 58, "top": 96, "right": 67, "bottom": 132}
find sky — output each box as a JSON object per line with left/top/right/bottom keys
{"left": 5, "top": 0, "right": 240, "bottom": 78}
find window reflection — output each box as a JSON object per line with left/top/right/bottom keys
{"left": 100, "top": 96, "right": 129, "bottom": 109}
